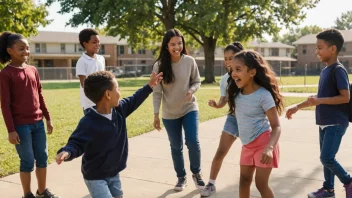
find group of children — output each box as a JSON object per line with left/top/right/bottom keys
{"left": 0, "top": 27, "right": 351, "bottom": 198}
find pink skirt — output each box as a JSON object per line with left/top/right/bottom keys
{"left": 240, "top": 131, "right": 280, "bottom": 168}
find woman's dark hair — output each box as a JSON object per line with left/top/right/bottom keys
{"left": 0, "top": 31, "right": 26, "bottom": 64}
{"left": 227, "top": 50, "right": 284, "bottom": 115}
{"left": 154, "top": 28, "right": 187, "bottom": 84}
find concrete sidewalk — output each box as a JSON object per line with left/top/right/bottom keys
{"left": 1, "top": 111, "right": 352, "bottom": 198}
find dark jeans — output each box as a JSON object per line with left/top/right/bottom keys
{"left": 162, "top": 111, "right": 201, "bottom": 177}
{"left": 15, "top": 120, "right": 48, "bottom": 172}
{"left": 320, "top": 125, "right": 351, "bottom": 189}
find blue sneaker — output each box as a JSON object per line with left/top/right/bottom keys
{"left": 307, "top": 188, "right": 335, "bottom": 198}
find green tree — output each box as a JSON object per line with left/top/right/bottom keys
{"left": 334, "top": 11, "right": 352, "bottom": 30}
{"left": 48, "top": 0, "right": 319, "bottom": 83}
{"left": 274, "top": 25, "right": 323, "bottom": 45}
{"left": 0, "top": 0, "right": 49, "bottom": 37}
{"left": 0, "top": 0, "right": 49, "bottom": 69}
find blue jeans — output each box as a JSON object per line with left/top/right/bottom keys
{"left": 320, "top": 125, "right": 351, "bottom": 189}
{"left": 14, "top": 120, "right": 48, "bottom": 172}
{"left": 84, "top": 174, "right": 123, "bottom": 198}
{"left": 162, "top": 111, "right": 201, "bottom": 177}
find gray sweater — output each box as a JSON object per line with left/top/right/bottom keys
{"left": 153, "top": 55, "right": 201, "bottom": 119}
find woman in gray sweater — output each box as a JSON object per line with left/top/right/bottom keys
{"left": 152, "top": 28, "right": 204, "bottom": 191}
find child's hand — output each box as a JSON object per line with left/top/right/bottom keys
{"left": 261, "top": 147, "right": 273, "bottom": 164}
{"left": 148, "top": 72, "right": 163, "bottom": 88}
{"left": 8, "top": 131, "right": 20, "bottom": 145}
{"left": 184, "top": 91, "right": 193, "bottom": 103}
{"left": 307, "top": 95, "right": 320, "bottom": 106}
{"left": 285, "top": 105, "right": 298, "bottom": 120}
{"left": 153, "top": 116, "right": 162, "bottom": 131}
{"left": 208, "top": 100, "right": 217, "bottom": 108}
{"left": 56, "top": 151, "right": 70, "bottom": 165}
{"left": 47, "top": 120, "right": 54, "bottom": 134}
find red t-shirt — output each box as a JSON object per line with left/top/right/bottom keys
{"left": 0, "top": 65, "right": 50, "bottom": 133}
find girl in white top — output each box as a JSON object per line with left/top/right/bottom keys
{"left": 201, "top": 42, "right": 244, "bottom": 197}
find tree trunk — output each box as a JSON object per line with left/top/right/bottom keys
{"left": 202, "top": 37, "right": 217, "bottom": 83}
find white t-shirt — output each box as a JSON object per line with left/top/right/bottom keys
{"left": 76, "top": 53, "right": 105, "bottom": 109}
{"left": 91, "top": 108, "right": 112, "bottom": 120}
{"left": 220, "top": 73, "right": 230, "bottom": 97}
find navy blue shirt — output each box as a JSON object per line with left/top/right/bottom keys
{"left": 58, "top": 84, "right": 153, "bottom": 180}
{"left": 316, "top": 62, "right": 349, "bottom": 127}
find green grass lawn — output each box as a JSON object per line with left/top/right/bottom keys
{"left": 0, "top": 79, "right": 314, "bottom": 177}
{"left": 277, "top": 75, "right": 352, "bottom": 86}
{"left": 281, "top": 87, "right": 318, "bottom": 93}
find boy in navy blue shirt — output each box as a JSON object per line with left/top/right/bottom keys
{"left": 286, "top": 29, "right": 352, "bottom": 198}
{"left": 56, "top": 71, "right": 162, "bottom": 198}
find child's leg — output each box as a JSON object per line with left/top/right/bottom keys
{"left": 108, "top": 174, "right": 123, "bottom": 198}
{"left": 84, "top": 179, "right": 113, "bottom": 198}
{"left": 239, "top": 165, "right": 255, "bottom": 198}
{"left": 32, "top": 120, "right": 48, "bottom": 194}
{"left": 320, "top": 125, "right": 351, "bottom": 189}
{"left": 162, "top": 117, "right": 185, "bottom": 177}
{"left": 15, "top": 124, "right": 35, "bottom": 196}
{"left": 182, "top": 111, "right": 201, "bottom": 175}
{"left": 209, "top": 132, "right": 236, "bottom": 181}
{"left": 255, "top": 167, "right": 274, "bottom": 198}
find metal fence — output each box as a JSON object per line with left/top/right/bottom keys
{"left": 34, "top": 64, "right": 351, "bottom": 81}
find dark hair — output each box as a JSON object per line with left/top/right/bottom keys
{"left": 154, "top": 29, "right": 187, "bottom": 84}
{"left": 84, "top": 71, "right": 115, "bottom": 104}
{"left": 316, "top": 29, "right": 344, "bottom": 53}
{"left": 227, "top": 50, "right": 284, "bottom": 115}
{"left": 79, "top": 28, "right": 99, "bottom": 49}
{"left": 0, "top": 31, "right": 26, "bottom": 64}
{"left": 224, "top": 41, "right": 244, "bottom": 53}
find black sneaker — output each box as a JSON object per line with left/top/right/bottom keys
{"left": 192, "top": 173, "right": 205, "bottom": 189}
{"left": 23, "top": 192, "right": 36, "bottom": 198}
{"left": 174, "top": 177, "right": 187, "bottom": 191}
{"left": 36, "top": 189, "right": 60, "bottom": 198}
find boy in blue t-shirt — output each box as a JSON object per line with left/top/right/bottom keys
{"left": 286, "top": 29, "right": 352, "bottom": 198}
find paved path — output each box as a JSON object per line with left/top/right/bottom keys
{"left": 1, "top": 111, "right": 352, "bottom": 197}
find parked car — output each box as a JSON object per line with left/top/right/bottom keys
{"left": 111, "top": 68, "right": 124, "bottom": 77}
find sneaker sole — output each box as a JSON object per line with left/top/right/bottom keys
{"left": 307, "top": 195, "right": 335, "bottom": 198}
{"left": 200, "top": 190, "right": 215, "bottom": 197}
{"left": 174, "top": 185, "right": 186, "bottom": 192}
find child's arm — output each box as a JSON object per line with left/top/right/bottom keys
{"left": 188, "top": 58, "right": 201, "bottom": 94}
{"left": 0, "top": 72, "right": 16, "bottom": 133}
{"left": 208, "top": 96, "right": 227, "bottom": 109}
{"left": 120, "top": 72, "right": 163, "bottom": 118}
{"left": 35, "top": 69, "right": 53, "bottom": 133}
{"left": 262, "top": 107, "right": 281, "bottom": 165}
{"left": 56, "top": 122, "right": 91, "bottom": 164}
{"left": 76, "top": 58, "right": 87, "bottom": 88}
{"left": 285, "top": 100, "right": 311, "bottom": 119}
{"left": 308, "top": 68, "right": 350, "bottom": 106}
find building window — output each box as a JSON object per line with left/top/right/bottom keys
{"left": 119, "top": 60, "right": 123, "bottom": 66}
{"left": 119, "top": 46, "right": 124, "bottom": 55}
{"left": 61, "top": 44, "right": 66, "bottom": 53}
{"left": 303, "top": 45, "right": 307, "bottom": 55}
{"left": 35, "top": 44, "right": 40, "bottom": 53}
{"left": 44, "top": 60, "right": 53, "bottom": 67}
{"left": 131, "top": 48, "right": 135, "bottom": 54}
{"left": 41, "top": 43, "right": 47, "bottom": 53}
{"left": 138, "top": 49, "right": 146, "bottom": 54}
{"left": 286, "top": 49, "right": 290, "bottom": 56}
{"left": 72, "top": 60, "right": 78, "bottom": 67}
{"left": 141, "top": 60, "right": 146, "bottom": 64}
{"left": 261, "top": 48, "right": 265, "bottom": 56}
{"left": 270, "top": 48, "right": 279, "bottom": 56}
{"left": 75, "top": 44, "right": 83, "bottom": 53}
{"left": 99, "top": 45, "right": 105, "bottom": 54}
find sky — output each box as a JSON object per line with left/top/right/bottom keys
{"left": 39, "top": 0, "right": 352, "bottom": 39}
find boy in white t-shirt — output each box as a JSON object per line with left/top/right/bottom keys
{"left": 76, "top": 28, "right": 106, "bottom": 114}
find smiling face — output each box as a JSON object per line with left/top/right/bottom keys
{"left": 315, "top": 39, "right": 335, "bottom": 63}
{"left": 7, "top": 38, "right": 30, "bottom": 64}
{"left": 84, "top": 35, "right": 101, "bottom": 55}
{"left": 230, "top": 58, "right": 256, "bottom": 89}
{"left": 224, "top": 50, "right": 236, "bottom": 72}
{"left": 167, "top": 36, "right": 183, "bottom": 59}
